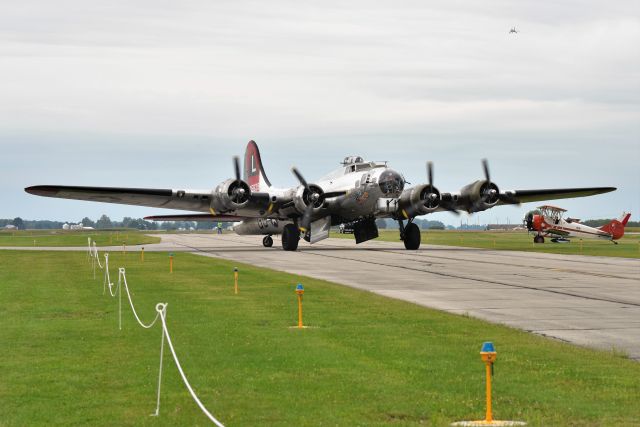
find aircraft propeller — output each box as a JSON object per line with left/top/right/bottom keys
{"left": 423, "top": 162, "right": 440, "bottom": 209}
{"left": 481, "top": 159, "right": 499, "bottom": 205}
{"left": 524, "top": 212, "right": 534, "bottom": 232}
{"left": 291, "top": 166, "right": 323, "bottom": 233}
{"left": 230, "top": 156, "right": 248, "bottom": 203}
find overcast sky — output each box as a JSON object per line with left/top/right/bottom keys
{"left": 1, "top": 0, "right": 638, "bottom": 226}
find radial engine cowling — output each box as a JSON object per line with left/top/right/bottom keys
{"left": 399, "top": 184, "right": 441, "bottom": 217}
{"left": 210, "top": 178, "right": 251, "bottom": 212}
{"left": 459, "top": 180, "right": 500, "bottom": 212}
{"left": 293, "top": 184, "right": 325, "bottom": 214}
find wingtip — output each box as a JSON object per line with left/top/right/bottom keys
{"left": 25, "top": 185, "right": 58, "bottom": 196}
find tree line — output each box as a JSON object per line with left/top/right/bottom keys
{"left": 2, "top": 215, "right": 636, "bottom": 231}
{"left": 0, "top": 216, "right": 219, "bottom": 231}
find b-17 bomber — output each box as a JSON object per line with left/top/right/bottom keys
{"left": 26, "top": 140, "right": 615, "bottom": 251}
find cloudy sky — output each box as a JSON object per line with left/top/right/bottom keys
{"left": 1, "top": 0, "right": 638, "bottom": 226}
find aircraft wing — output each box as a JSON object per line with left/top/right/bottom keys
{"left": 25, "top": 185, "right": 214, "bottom": 212}
{"left": 497, "top": 187, "right": 616, "bottom": 205}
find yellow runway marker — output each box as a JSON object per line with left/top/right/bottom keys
{"left": 295, "top": 284, "right": 304, "bottom": 328}
{"left": 234, "top": 267, "right": 238, "bottom": 294}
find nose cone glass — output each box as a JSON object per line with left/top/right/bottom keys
{"left": 378, "top": 169, "right": 404, "bottom": 195}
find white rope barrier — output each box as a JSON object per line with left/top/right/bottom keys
{"left": 103, "top": 253, "right": 115, "bottom": 296}
{"left": 117, "top": 268, "right": 161, "bottom": 329}
{"left": 87, "top": 239, "right": 224, "bottom": 426}
{"left": 155, "top": 303, "right": 226, "bottom": 427}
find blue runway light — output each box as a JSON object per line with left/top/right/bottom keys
{"left": 481, "top": 342, "right": 495, "bottom": 353}
{"left": 296, "top": 283, "right": 304, "bottom": 291}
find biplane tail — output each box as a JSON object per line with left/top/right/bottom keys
{"left": 598, "top": 212, "right": 631, "bottom": 240}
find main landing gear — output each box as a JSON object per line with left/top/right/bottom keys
{"left": 281, "top": 223, "right": 300, "bottom": 251}
{"left": 533, "top": 234, "right": 545, "bottom": 244}
{"left": 398, "top": 219, "right": 421, "bottom": 250}
{"left": 262, "top": 235, "right": 273, "bottom": 248}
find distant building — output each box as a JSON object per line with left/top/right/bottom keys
{"left": 63, "top": 223, "right": 94, "bottom": 230}
{"left": 486, "top": 224, "right": 525, "bottom": 231}
{"left": 4, "top": 224, "right": 17, "bottom": 230}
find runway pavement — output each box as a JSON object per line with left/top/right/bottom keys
{"left": 3, "top": 233, "right": 640, "bottom": 359}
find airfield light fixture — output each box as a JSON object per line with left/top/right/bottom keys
{"left": 480, "top": 341, "right": 497, "bottom": 422}
{"left": 452, "top": 342, "right": 526, "bottom": 426}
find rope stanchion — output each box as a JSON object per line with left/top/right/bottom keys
{"left": 86, "top": 239, "right": 224, "bottom": 426}
{"left": 151, "top": 308, "right": 166, "bottom": 417}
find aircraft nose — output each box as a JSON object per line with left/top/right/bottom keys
{"left": 532, "top": 214, "right": 543, "bottom": 231}
{"left": 378, "top": 169, "right": 404, "bottom": 195}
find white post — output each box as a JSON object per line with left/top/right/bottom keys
{"left": 151, "top": 325, "right": 166, "bottom": 416}
{"left": 118, "top": 268, "right": 123, "bottom": 331}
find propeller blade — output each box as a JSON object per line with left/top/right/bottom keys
{"left": 482, "top": 158, "right": 491, "bottom": 184}
{"left": 427, "top": 161, "right": 433, "bottom": 187}
{"left": 233, "top": 156, "right": 241, "bottom": 183}
{"left": 299, "top": 203, "right": 314, "bottom": 232}
{"left": 291, "top": 167, "right": 310, "bottom": 191}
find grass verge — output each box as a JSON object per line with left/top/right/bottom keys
{"left": 333, "top": 229, "right": 640, "bottom": 258}
{"left": 0, "top": 229, "right": 160, "bottom": 247}
{"left": 0, "top": 250, "right": 639, "bottom": 426}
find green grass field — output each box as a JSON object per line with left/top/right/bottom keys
{"left": 1, "top": 250, "right": 639, "bottom": 426}
{"left": 333, "top": 229, "right": 640, "bottom": 258}
{"left": 0, "top": 229, "right": 160, "bottom": 247}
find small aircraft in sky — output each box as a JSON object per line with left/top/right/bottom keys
{"left": 524, "top": 205, "right": 631, "bottom": 244}
{"left": 509, "top": 27, "right": 518, "bottom": 34}
{"left": 26, "top": 140, "right": 616, "bottom": 251}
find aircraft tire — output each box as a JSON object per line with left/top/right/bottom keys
{"left": 263, "top": 235, "right": 273, "bottom": 248}
{"left": 403, "top": 223, "right": 421, "bottom": 250}
{"left": 282, "top": 224, "right": 300, "bottom": 251}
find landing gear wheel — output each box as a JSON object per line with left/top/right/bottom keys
{"left": 534, "top": 235, "right": 545, "bottom": 244}
{"left": 403, "top": 223, "right": 421, "bottom": 250}
{"left": 262, "top": 235, "right": 273, "bottom": 248}
{"left": 282, "top": 224, "right": 300, "bottom": 251}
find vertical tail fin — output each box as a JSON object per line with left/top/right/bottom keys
{"left": 243, "top": 140, "right": 272, "bottom": 192}
{"left": 599, "top": 212, "right": 630, "bottom": 240}
{"left": 619, "top": 212, "right": 631, "bottom": 226}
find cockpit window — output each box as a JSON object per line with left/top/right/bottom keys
{"left": 355, "top": 164, "right": 372, "bottom": 172}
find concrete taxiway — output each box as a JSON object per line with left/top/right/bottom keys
{"left": 4, "top": 233, "right": 640, "bottom": 359}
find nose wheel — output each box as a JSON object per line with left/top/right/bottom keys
{"left": 534, "top": 235, "right": 545, "bottom": 244}
{"left": 262, "top": 235, "right": 273, "bottom": 248}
